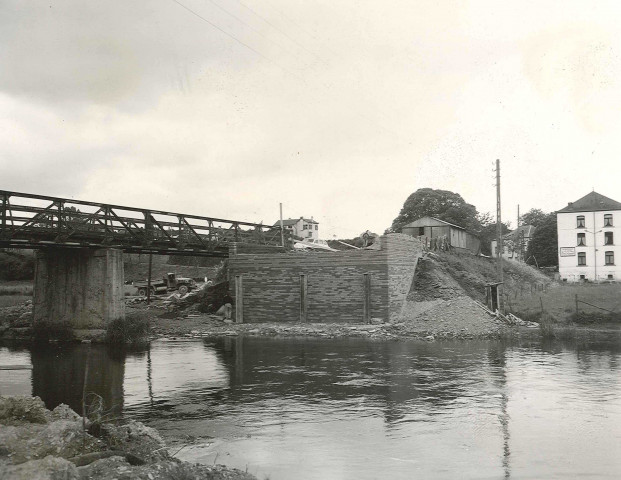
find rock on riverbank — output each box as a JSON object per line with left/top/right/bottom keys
{"left": 0, "top": 396, "right": 257, "bottom": 480}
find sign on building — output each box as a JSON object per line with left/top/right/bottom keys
{"left": 560, "top": 247, "right": 576, "bottom": 257}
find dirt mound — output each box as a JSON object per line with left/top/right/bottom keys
{"left": 399, "top": 296, "right": 503, "bottom": 338}
{"left": 407, "top": 254, "right": 466, "bottom": 302}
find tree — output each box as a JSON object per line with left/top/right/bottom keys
{"left": 526, "top": 213, "right": 558, "bottom": 267}
{"left": 477, "top": 218, "right": 511, "bottom": 256}
{"left": 389, "top": 188, "right": 481, "bottom": 233}
{"left": 520, "top": 208, "right": 548, "bottom": 228}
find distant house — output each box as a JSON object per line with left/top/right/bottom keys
{"left": 401, "top": 216, "right": 480, "bottom": 254}
{"left": 273, "top": 217, "right": 319, "bottom": 240}
{"left": 491, "top": 224, "right": 536, "bottom": 262}
{"left": 557, "top": 191, "right": 621, "bottom": 282}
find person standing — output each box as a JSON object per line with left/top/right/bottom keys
{"left": 222, "top": 293, "right": 233, "bottom": 320}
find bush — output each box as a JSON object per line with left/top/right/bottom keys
{"left": 0, "top": 251, "right": 35, "bottom": 281}
{"left": 106, "top": 317, "right": 150, "bottom": 346}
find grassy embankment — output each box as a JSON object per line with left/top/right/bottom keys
{"left": 0, "top": 281, "right": 33, "bottom": 307}
{"left": 425, "top": 251, "right": 621, "bottom": 327}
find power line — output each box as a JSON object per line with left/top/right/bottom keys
{"left": 204, "top": 0, "right": 304, "bottom": 61}
{"left": 170, "top": 0, "right": 301, "bottom": 79}
{"left": 235, "top": 0, "right": 331, "bottom": 66}
{"left": 170, "top": 0, "right": 403, "bottom": 141}
{"left": 259, "top": 0, "right": 344, "bottom": 61}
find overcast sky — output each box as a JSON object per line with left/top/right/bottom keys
{"left": 2, "top": 1, "right": 621, "bottom": 238}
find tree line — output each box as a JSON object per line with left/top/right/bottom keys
{"left": 388, "top": 188, "right": 558, "bottom": 267}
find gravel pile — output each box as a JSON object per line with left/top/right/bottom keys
{"left": 399, "top": 296, "right": 505, "bottom": 338}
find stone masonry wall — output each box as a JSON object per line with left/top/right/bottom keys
{"left": 385, "top": 234, "right": 423, "bottom": 320}
{"left": 228, "top": 234, "right": 422, "bottom": 323}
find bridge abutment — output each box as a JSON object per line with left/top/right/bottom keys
{"left": 33, "top": 248, "right": 125, "bottom": 329}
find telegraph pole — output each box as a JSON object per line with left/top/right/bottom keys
{"left": 495, "top": 160, "right": 504, "bottom": 300}
{"left": 279, "top": 203, "right": 284, "bottom": 247}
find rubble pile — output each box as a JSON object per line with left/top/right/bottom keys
{"left": 0, "top": 299, "right": 32, "bottom": 326}
{"left": 149, "top": 312, "right": 503, "bottom": 341}
{"left": 0, "top": 396, "right": 257, "bottom": 480}
{"left": 399, "top": 296, "right": 505, "bottom": 338}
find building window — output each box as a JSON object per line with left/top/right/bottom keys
{"left": 605, "top": 251, "right": 614, "bottom": 265}
{"left": 578, "top": 252, "right": 586, "bottom": 265}
{"left": 608, "top": 274, "right": 614, "bottom": 280}
{"left": 577, "top": 233, "right": 586, "bottom": 246}
{"left": 604, "top": 214, "right": 613, "bottom": 227}
{"left": 418, "top": 227, "right": 425, "bottom": 236}
{"left": 577, "top": 215, "right": 585, "bottom": 228}
{"left": 605, "top": 232, "right": 614, "bottom": 245}
{"left": 315, "top": 225, "right": 318, "bottom": 230}
{"left": 580, "top": 274, "right": 586, "bottom": 280}
{"left": 307, "top": 231, "right": 312, "bottom": 237}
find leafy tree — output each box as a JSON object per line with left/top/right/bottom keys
{"left": 520, "top": 208, "right": 548, "bottom": 228}
{"left": 389, "top": 188, "right": 481, "bottom": 233}
{"left": 478, "top": 219, "right": 511, "bottom": 256}
{"left": 526, "top": 213, "right": 558, "bottom": 267}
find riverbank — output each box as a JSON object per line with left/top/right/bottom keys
{"left": 142, "top": 295, "right": 511, "bottom": 341}
{"left": 0, "top": 396, "right": 257, "bottom": 480}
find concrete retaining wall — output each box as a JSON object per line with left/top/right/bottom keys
{"left": 33, "top": 248, "right": 125, "bottom": 328}
{"left": 228, "top": 234, "right": 421, "bottom": 323}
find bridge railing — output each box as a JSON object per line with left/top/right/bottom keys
{"left": 0, "top": 190, "right": 288, "bottom": 255}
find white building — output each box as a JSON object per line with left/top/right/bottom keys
{"left": 557, "top": 191, "right": 621, "bottom": 282}
{"left": 273, "top": 217, "right": 319, "bottom": 240}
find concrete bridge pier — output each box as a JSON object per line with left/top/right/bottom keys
{"left": 33, "top": 248, "right": 125, "bottom": 329}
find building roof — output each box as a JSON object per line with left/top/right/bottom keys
{"left": 557, "top": 191, "right": 621, "bottom": 213}
{"left": 504, "top": 224, "right": 535, "bottom": 240}
{"left": 403, "top": 216, "right": 466, "bottom": 230}
{"left": 272, "top": 217, "right": 318, "bottom": 227}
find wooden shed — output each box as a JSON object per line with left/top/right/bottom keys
{"left": 402, "top": 216, "right": 481, "bottom": 255}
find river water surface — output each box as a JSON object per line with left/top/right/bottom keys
{"left": 2, "top": 333, "right": 621, "bottom": 479}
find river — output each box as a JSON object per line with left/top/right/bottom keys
{"left": 2, "top": 333, "right": 621, "bottom": 479}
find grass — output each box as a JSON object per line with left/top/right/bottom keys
{"left": 508, "top": 282, "right": 621, "bottom": 324}
{"left": 0, "top": 282, "right": 33, "bottom": 296}
{"left": 0, "top": 281, "right": 34, "bottom": 307}
{"left": 437, "top": 251, "right": 552, "bottom": 303}
{"left": 105, "top": 317, "right": 150, "bottom": 346}
{"left": 0, "top": 295, "right": 31, "bottom": 308}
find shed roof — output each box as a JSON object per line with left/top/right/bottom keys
{"left": 403, "top": 216, "right": 466, "bottom": 230}
{"left": 557, "top": 191, "right": 621, "bottom": 213}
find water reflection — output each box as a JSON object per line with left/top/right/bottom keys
{"left": 2, "top": 332, "right": 621, "bottom": 480}
{"left": 31, "top": 344, "right": 125, "bottom": 418}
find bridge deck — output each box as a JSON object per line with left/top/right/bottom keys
{"left": 0, "top": 190, "right": 287, "bottom": 256}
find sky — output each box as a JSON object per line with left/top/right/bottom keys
{"left": 2, "top": 1, "right": 621, "bottom": 239}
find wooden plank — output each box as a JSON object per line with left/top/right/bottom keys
{"left": 235, "top": 275, "right": 243, "bottom": 323}
{"left": 363, "top": 273, "right": 371, "bottom": 324}
{"left": 300, "top": 274, "right": 308, "bottom": 323}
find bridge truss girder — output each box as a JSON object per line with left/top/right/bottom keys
{"left": 0, "top": 190, "right": 287, "bottom": 257}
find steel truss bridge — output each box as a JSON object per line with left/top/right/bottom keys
{"left": 0, "top": 190, "right": 287, "bottom": 257}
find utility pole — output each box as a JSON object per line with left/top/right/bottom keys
{"left": 495, "top": 160, "right": 504, "bottom": 309}
{"left": 279, "top": 203, "right": 284, "bottom": 247}
{"left": 517, "top": 204, "right": 521, "bottom": 262}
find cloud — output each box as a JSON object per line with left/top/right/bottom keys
{"left": 2, "top": 1, "right": 621, "bottom": 238}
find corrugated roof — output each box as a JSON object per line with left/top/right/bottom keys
{"left": 557, "top": 191, "right": 621, "bottom": 213}
{"left": 403, "top": 216, "right": 466, "bottom": 230}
